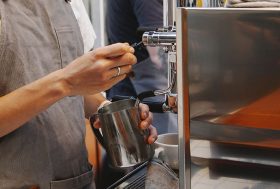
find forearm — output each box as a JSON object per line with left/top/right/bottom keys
{"left": 0, "top": 69, "right": 69, "bottom": 137}
{"left": 84, "top": 93, "right": 109, "bottom": 119}
{"left": 0, "top": 43, "right": 136, "bottom": 137}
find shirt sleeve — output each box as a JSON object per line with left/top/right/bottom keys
{"left": 130, "top": 0, "right": 163, "bottom": 28}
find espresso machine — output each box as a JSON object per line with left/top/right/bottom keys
{"left": 176, "top": 7, "right": 280, "bottom": 189}
{"left": 141, "top": 2, "right": 189, "bottom": 188}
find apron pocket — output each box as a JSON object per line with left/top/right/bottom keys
{"left": 50, "top": 169, "right": 94, "bottom": 189}
{"left": 54, "top": 26, "right": 78, "bottom": 68}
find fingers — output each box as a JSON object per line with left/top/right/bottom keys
{"left": 139, "top": 111, "right": 152, "bottom": 130}
{"left": 139, "top": 103, "right": 153, "bottom": 129}
{"left": 103, "top": 52, "right": 136, "bottom": 79}
{"left": 147, "top": 125, "right": 158, "bottom": 144}
{"left": 93, "top": 52, "right": 136, "bottom": 79}
{"left": 89, "top": 115, "right": 102, "bottom": 129}
{"left": 100, "top": 52, "right": 136, "bottom": 72}
{"left": 109, "top": 53, "right": 136, "bottom": 78}
{"left": 87, "top": 53, "right": 135, "bottom": 84}
{"left": 168, "top": 96, "right": 176, "bottom": 107}
{"left": 168, "top": 96, "right": 178, "bottom": 113}
{"left": 109, "top": 53, "right": 137, "bottom": 68}
{"left": 107, "top": 65, "right": 133, "bottom": 79}
{"left": 92, "top": 43, "right": 135, "bottom": 58}
{"left": 103, "top": 74, "right": 127, "bottom": 90}
{"left": 138, "top": 103, "right": 157, "bottom": 144}
{"left": 93, "top": 119, "right": 101, "bottom": 129}
{"left": 90, "top": 43, "right": 137, "bottom": 80}
{"left": 139, "top": 103, "right": 149, "bottom": 119}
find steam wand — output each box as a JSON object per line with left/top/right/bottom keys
{"left": 140, "top": 27, "right": 177, "bottom": 112}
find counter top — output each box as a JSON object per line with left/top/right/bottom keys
{"left": 190, "top": 139, "right": 280, "bottom": 189}
{"left": 191, "top": 163, "right": 280, "bottom": 189}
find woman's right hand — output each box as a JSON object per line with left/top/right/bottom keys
{"left": 61, "top": 43, "right": 137, "bottom": 96}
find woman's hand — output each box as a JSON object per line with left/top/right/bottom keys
{"left": 61, "top": 43, "right": 137, "bottom": 96}
{"left": 92, "top": 102, "right": 157, "bottom": 144}
{"left": 167, "top": 95, "right": 178, "bottom": 113}
{"left": 138, "top": 103, "right": 158, "bottom": 144}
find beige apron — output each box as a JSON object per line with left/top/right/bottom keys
{"left": 0, "top": 0, "right": 95, "bottom": 188}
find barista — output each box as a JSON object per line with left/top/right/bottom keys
{"left": 0, "top": 1, "right": 157, "bottom": 189}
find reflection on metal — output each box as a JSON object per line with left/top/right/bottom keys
{"left": 163, "top": 0, "right": 177, "bottom": 27}
{"left": 177, "top": 8, "right": 191, "bottom": 189}
{"left": 177, "top": 8, "right": 280, "bottom": 189}
{"left": 142, "top": 31, "right": 176, "bottom": 47}
{"left": 191, "top": 121, "right": 280, "bottom": 149}
{"left": 185, "top": 8, "right": 280, "bottom": 147}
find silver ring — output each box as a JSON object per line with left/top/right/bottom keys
{"left": 116, "top": 66, "right": 121, "bottom": 77}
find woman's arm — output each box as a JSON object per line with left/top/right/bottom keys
{"left": 0, "top": 70, "right": 68, "bottom": 137}
{"left": 0, "top": 43, "right": 136, "bottom": 137}
{"left": 84, "top": 93, "right": 110, "bottom": 119}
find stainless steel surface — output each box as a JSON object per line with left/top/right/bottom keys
{"left": 190, "top": 160, "right": 280, "bottom": 189}
{"left": 177, "top": 8, "right": 191, "bottom": 189}
{"left": 191, "top": 139, "right": 280, "bottom": 167}
{"left": 177, "top": 7, "right": 280, "bottom": 189}
{"left": 191, "top": 120, "right": 280, "bottom": 149}
{"left": 163, "top": 0, "right": 177, "bottom": 27}
{"left": 153, "top": 54, "right": 176, "bottom": 96}
{"left": 142, "top": 31, "right": 176, "bottom": 47}
{"left": 141, "top": 1, "right": 179, "bottom": 114}
{"left": 142, "top": 28, "right": 178, "bottom": 111}
{"left": 191, "top": 140, "right": 280, "bottom": 189}
{"left": 90, "top": 99, "right": 154, "bottom": 168}
{"left": 109, "top": 160, "right": 179, "bottom": 189}
{"left": 167, "top": 51, "right": 178, "bottom": 96}
{"left": 155, "top": 133, "right": 179, "bottom": 170}
{"left": 185, "top": 8, "right": 280, "bottom": 146}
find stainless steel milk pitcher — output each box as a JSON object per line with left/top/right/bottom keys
{"left": 89, "top": 99, "right": 154, "bottom": 168}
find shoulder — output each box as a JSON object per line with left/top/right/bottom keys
{"left": 131, "top": 0, "right": 163, "bottom": 27}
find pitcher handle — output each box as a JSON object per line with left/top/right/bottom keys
{"left": 154, "top": 147, "right": 164, "bottom": 159}
{"left": 89, "top": 114, "right": 105, "bottom": 148}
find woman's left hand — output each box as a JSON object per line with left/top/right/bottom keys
{"left": 139, "top": 103, "right": 158, "bottom": 144}
{"left": 91, "top": 101, "right": 158, "bottom": 144}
